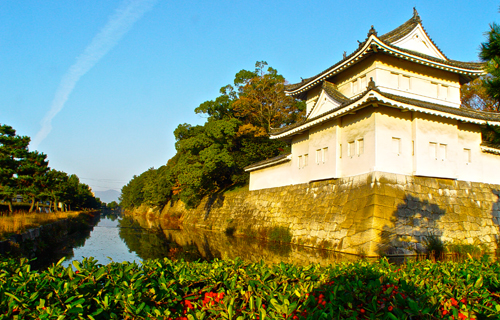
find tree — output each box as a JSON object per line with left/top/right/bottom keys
{"left": 0, "top": 124, "right": 30, "bottom": 213}
{"left": 107, "top": 201, "right": 119, "bottom": 209}
{"left": 17, "top": 151, "right": 49, "bottom": 212}
{"left": 461, "top": 77, "right": 499, "bottom": 112}
{"left": 120, "top": 62, "right": 304, "bottom": 209}
{"left": 44, "top": 169, "right": 69, "bottom": 212}
{"left": 480, "top": 22, "right": 500, "bottom": 110}
{"left": 232, "top": 61, "right": 305, "bottom": 133}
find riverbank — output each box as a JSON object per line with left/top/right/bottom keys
{"left": 0, "top": 211, "right": 100, "bottom": 268}
{"left": 127, "top": 171, "right": 500, "bottom": 257}
{"left": 0, "top": 256, "right": 497, "bottom": 319}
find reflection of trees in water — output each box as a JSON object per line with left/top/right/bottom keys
{"left": 118, "top": 216, "right": 204, "bottom": 262}
{"left": 31, "top": 214, "right": 100, "bottom": 270}
{"left": 101, "top": 211, "right": 120, "bottom": 221}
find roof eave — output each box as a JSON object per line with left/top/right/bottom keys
{"left": 285, "top": 37, "right": 484, "bottom": 97}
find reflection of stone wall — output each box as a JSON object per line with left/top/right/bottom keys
{"left": 131, "top": 216, "right": 359, "bottom": 266}
{"left": 133, "top": 172, "right": 500, "bottom": 256}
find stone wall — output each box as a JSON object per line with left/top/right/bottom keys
{"left": 135, "top": 172, "right": 500, "bottom": 256}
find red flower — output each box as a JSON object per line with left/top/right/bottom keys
{"left": 388, "top": 306, "right": 393, "bottom": 311}
{"left": 442, "top": 310, "right": 449, "bottom": 316}
{"left": 460, "top": 298, "right": 467, "bottom": 305}
{"left": 451, "top": 298, "right": 458, "bottom": 307}
{"left": 360, "top": 308, "right": 366, "bottom": 313}
{"left": 458, "top": 313, "right": 467, "bottom": 320}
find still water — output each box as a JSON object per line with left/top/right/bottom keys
{"left": 59, "top": 212, "right": 363, "bottom": 268}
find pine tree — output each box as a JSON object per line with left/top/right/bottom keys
{"left": 0, "top": 124, "right": 30, "bottom": 213}
{"left": 480, "top": 22, "right": 500, "bottom": 110}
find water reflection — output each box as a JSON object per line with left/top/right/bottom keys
{"left": 52, "top": 213, "right": 369, "bottom": 268}
{"left": 62, "top": 213, "right": 140, "bottom": 267}
{"left": 120, "top": 215, "right": 362, "bottom": 266}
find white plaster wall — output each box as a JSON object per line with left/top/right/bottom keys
{"left": 305, "top": 86, "right": 322, "bottom": 115}
{"left": 309, "top": 119, "right": 339, "bottom": 181}
{"left": 372, "top": 58, "right": 461, "bottom": 108}
{"left": 290, "top": 133, "right": 311, "bottom": 184}
{"left": 339, "top": 108, "right": 376, "bottom": 177}
{"left": 248, "top": 161, "right": 294, "bottom": 191}
{"left": 373, "top": 107, "right": 413, "bottom": 175}
{"left": 457, "top": 122, "right": 484, "bottom": 182}
{"left": 413, "top": 113, "right": 459, "bottom": 179}
{"left": 480, "top": 152, "right": 500, "bottom": 184}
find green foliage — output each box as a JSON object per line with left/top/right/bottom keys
{"left": 107, "top": 201, "right": 119, "bottom": 209}
{"left": 446, "top": 241, "right": 489, "bottom": 260}
{"left": 480, "top": 22, "right": 500, "bottom": 111}
{"left": 423, "top": 234, "right": 445, "bottom": 260}
{"left": 2, "top": 257, "right": 500, "bottom": 319}
{"left": 121, "top": 62, "right": 304, "bottom": 209}
{"left": 269, "top": 226, "right": 293, "bottom": 243}
{"left": 0, "top": 124, "right": 100, "bottom": 213}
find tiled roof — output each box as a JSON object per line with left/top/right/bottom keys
{"left": 481, "top": 141, "right": 500, "bottom": 150}
{"left": 376, "top": 90, "right": 500, "bottom": 122}
{"left": 285, "top": 11, "right": 484, "bottom": 95}
{"left": 378, "top": 9, "right": 421, "bottom": 43}
{"left": 322, "top": 81, "right": 350, "bottom": 103}
{"left": 378, "top": 8, "right": 448, "bottom": 60}
{"left": 243, "top": 153, "right": 291, "bottom": 171}
{"left": 271, "top": 87, "right": 500, "bottom": 138}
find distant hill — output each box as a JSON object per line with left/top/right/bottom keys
{"left": 94, "top": 189, "right": 120, "bottom": 204}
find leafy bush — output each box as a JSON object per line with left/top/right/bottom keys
{"left": 446, "top": 241, "right": 489, "bottom": 260}
{"left": 2, "top": 257, "right": 500, "bottom": 319}
{"left": 268, "top": 226, "right": 292, "bottom": 243}
{"left": 423, "top": 234, "right": 445, "bottom": 260}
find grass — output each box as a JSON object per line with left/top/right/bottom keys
{"left": 0, "top": 210, "right": 81, "bottom": 240}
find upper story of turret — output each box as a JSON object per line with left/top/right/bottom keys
{"left": 285, "top": 9, "right": 485, "bottom": 118}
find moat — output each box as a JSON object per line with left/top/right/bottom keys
{"left": 59, "top": 212, "right": 364, "bottom": 268}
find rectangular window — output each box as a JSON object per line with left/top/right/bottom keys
{"left": 399, "top": 75, "right": 410, "bottom": 91}
{"left": 430, "top": 82, "right": 439, "bottom": 98}
{"left": 352, "top": 80, "right": 358, "bottom": 94}
{"left": 412, "top": 140, "right": 415, "bottom": 156}
{"left": 439, "top": 85, "right": 448, "bottom": 100}
{"left": 348, "top": 141, "right": 355, "bottom": 157}
{"left": 298, "top": 155, "right": 302, "bottom": 168}
{"left": 392, "top": 137, "right": 401, "bottom": 155}
{"left": 316, "top": 149, "right": 321, "bottom": 164}
{"left": 464, "top": 148, "right": 471, "bottom": 164}
{"left": 360, "top": 76, "right": 367, "bottom": 91}
{"left": 304, "top": 154, "right": 308, "bottom": 167}
{"left": 440, "top": 144, "right": 447, "bottom": 161}
{"left": 322, "top": 147, "right": 328, "bottom": 163}
{"left": 389, "top": 72, "right": 399, "bottom": 88}
{"left": 339, "top": 144, "right": 342, "bottom": 158}
{"left": 429, "top": 142, "right": 438, "bottom": 159}
{"left": 357, "top": 138, "right": 364, "bottom": 156}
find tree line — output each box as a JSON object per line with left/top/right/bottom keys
{"left": 120, "top": 62, "right": 305, "bottom": 209}
{"left": 0, "top": 125, "right": 101, "bottom": 213}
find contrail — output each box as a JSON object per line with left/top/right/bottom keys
{"left": 32, "top": 0, "right": 157, "bottom": 149}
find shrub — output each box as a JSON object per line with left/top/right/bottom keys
{"left": 447, "top": 241, "right": 489, "bottom": 260}
{"left": 423, "top": 234, "right": 445, "bottom": 260}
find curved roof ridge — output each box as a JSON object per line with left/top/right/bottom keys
{"left": 285, "top": 10, "right": 484, "bottom": 96}
{"left": 322, "top": 81, "right": 350, "bottom": 103}
{"left": 379, "top": 9, "right": 448, "bottom": 60}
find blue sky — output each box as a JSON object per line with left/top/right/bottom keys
{"left": 1, "top": 0, "right": 498, "bottom": 193}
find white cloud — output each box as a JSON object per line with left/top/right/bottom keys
{"left": 31, "top": 0, "right": 157, "bottom": 149}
